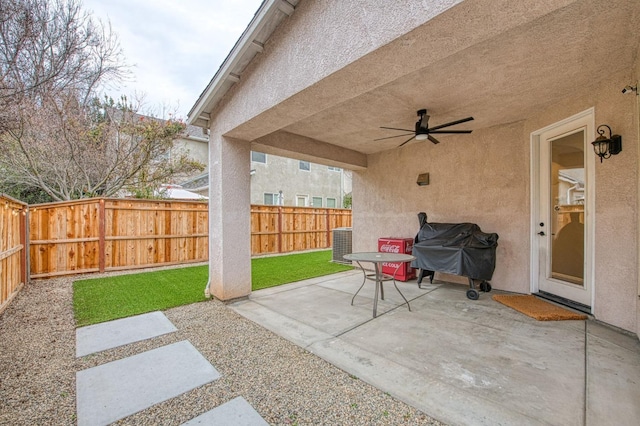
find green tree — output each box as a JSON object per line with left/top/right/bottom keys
{"left": 343, "top": 193, "right": 352, "bottom": 209}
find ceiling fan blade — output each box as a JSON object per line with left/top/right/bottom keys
{"left": 374, "top": 133, "right": 414, "bottom": 141}
{"left": 380, "top": 126, "right": 414, "bottom": 132}
{"left": 428, "top": 135, "right": 441, "bottom": 145}
{"left": 398, "top": 135, "right": 416, "bottom": 147}
{"left": 428, "top": 130, "right": 473, "bottom": 134}
{"left": 427, "top": 116, "right": 474, "bottom": 131}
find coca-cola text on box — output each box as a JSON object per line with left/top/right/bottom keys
{"left": 377, "top": 238, "right": 416, "bottom": 281}
{"left": 379, "top": 243, "right": 401, "bottom": 253}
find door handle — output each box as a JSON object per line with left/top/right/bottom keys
{"left": 538, "top": 231, "right": 546, "bottom": 236}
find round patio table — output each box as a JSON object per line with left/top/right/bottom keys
{"left": 343, "top": 252, "right": 415, "bottom": 318}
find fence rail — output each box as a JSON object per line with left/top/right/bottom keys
{"left": 251, "top": 205, "right": 352, "bottom": 255}
{"left": 0, "top": 195, "right": 27, "bottom": 314}
{"left": 29, "top": 198, "right": 210, "bottom": 278}
{"left": 27, "top": 198, "right": 351, "bottom": 279}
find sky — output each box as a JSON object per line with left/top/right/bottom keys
{"left": 82, "top": 0, "right": 263, "bottom": 119}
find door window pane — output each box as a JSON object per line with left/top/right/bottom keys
{"left": 550, "top": 131, "right": 585, "bottom": 286}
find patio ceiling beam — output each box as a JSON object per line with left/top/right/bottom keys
{"left": 252, "top": 131, "right": 367, "bottom": 170}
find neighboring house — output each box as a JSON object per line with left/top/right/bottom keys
{"left": 155, "top": 184, "right": 208, "bottom": 200}
{"left": 179, "top": 173, "right": 209, "bottom": 197}
{"left": 181, "top": 150, "right": 352, "bottom": 207}
{"left": 188, "top": 0, "right": 640, "bottom": 339}
{"left": 249, "top": 151, "right": 351, "bottom": 207}
{"left": 167, "top": 124, "right": 209, "bottom": 183}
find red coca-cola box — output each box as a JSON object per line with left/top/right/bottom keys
{"left": 377, "top": 237, "right": 416, "bottom": 281}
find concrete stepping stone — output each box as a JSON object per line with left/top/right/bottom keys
{"left": 182, "top": 397, "right": 268, "bottom": 425}
{"left": 76, "top": 311, "right": 177, "bottom": 357}
{"left": 76, "top": 340, "right": 220, "bottom": 426}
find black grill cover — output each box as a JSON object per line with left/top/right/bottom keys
{"left": 411, "top": 212, "right": 498, "bottom": 281}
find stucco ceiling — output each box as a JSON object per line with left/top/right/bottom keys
{"left": 271, "top": 0, "right": 639, "bottom": 155}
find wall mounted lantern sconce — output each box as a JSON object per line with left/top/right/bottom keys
{"left": 592, "top": 125, "right": 622, "bottom": 163}
{"left": 416, "top": 173, "right": 430, "bottom": 186}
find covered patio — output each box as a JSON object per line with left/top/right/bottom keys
{"left": 189, "top": 0, "right": 640, "bottom": 338}
{"left": 230, "top": 270, "right": 640, "bottom": 425}
{"left": 187, "top": 0, "right": 640, "bottom": 421}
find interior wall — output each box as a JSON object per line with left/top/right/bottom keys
{"left": 353, "top": 69, "right": 639, "bottom": 333}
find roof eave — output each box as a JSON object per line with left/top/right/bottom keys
{"left": 187, "top": 0, "right": 297, "bottom": 128}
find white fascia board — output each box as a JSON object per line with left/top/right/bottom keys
{"left": 187, "top": 0, "right": 296, "bottom": 127}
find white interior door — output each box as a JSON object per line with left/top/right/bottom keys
{"left": 533, "top": 111, "right": 594, "bottom": 308}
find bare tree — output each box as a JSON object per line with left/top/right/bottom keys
{"left": 0, "top": 0, "right": 127, "bottom": 130}
{"left": 1, "top": 94, "right": 204, "bottom": 201}
{"left": 0, "top": 0, "right": 203, "bottom": 202}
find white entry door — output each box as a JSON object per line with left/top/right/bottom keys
{"left": 533, "top": 110, "right": 594, "bottom": 308}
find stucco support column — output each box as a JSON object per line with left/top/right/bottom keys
{"left": 207, "top": 134, "right": 251, "bottom": 301}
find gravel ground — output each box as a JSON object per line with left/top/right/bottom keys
{"left": 0, "top": 274, "right": 445, "bottom": 425}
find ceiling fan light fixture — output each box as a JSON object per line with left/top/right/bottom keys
{"left": 376, "top": 108, "right": 474, "bottom": 148}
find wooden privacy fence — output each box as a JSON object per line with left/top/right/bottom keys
{"left": 251, "top": 205, "right": 352, "bottom": 255}
{"left": 29, "top": 198, "right": 209, "bottom": 278}
{"left": 0, "top": 195, "right": 27, "bottom": 315}
{"left": 27, "top": 198, "right": 352, "bottom": 279}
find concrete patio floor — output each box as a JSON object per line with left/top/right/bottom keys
{"left": 230, "top": 270, "right": 640, "bottom": 426}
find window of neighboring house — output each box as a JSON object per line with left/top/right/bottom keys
{"left": 328, "top": 166, "right": 341, "bottom": 172}
{"left": 312, "top": 197, "right": 322, "bottom": 207}
{"left": 326, "top": 198, "right": 337, "bottom": 208}
{"left": 264, "top": 193, "right": 279, "bottom": 205}
{"left": 252, "top": 151, "right": 266, "bottom": 163}
{"left": 296, "top": 195, "right": 308, "bottom": 207}
{"left": 299, "top": 160, "right": 310, "bottom": 171}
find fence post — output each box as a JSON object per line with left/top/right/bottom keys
{"left": 325, "top": 209, "right": 331, "bottom": 249}
{"left": 277, "top": 206, "right": 283, "bottom": 253}
{"left": 98, "top": 199, "right": 105, "bottom": 273}
{"left": 19, "top": 206, "right": 27, "bottom": 285}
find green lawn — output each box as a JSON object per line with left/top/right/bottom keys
{"left": 73, "top": 250, "right": 352, "bottom": 326}
{"left": 251, "top": 250, "right": 352, "bottom": 291}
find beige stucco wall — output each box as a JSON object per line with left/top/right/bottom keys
{"left": 354, "top": 69, "right": 639, "bottom": 332}
{"left": 171, "top": 136, "right": 209, "bottom": 183}
{"left": 523, "top": 70, "right": 639, "bottom": 333}
{"left": 216, "top": 0, "right": 464, "bottom": 140}
{"left": 207, "top": 134, "right": 252, "bottom": 301}
{"left": 353, "top": 121, "right": 531, "bottom": 293}
{"left": 250, "top": 154, "right": 344, "bottom": 207}
{"left": 212, "top": 0, "right": 575, "bottom": 145}
{"left": 178, "top": 137, "right": 209, "bottom": 167}
{"left": 197, "top": 0, "right": 639, "bottom": 335}
{"left": 635, "top": 51, "right": 640, "bottom": 338}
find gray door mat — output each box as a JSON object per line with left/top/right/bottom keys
{"left": 76, "top": 340, "right": 220, "bottom": 426}
{"left": 182, "top": 397, "right": 268, "bottom": 425}
{"left": 76, "top": 311, "right": 177, "bottom": 357}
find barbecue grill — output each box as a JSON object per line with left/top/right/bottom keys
{"left": 411, "top": 212, "right": 498, "bottom": 300}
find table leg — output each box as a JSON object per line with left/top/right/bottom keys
{"left": 392, "top": 262, "right": 411, "bottom": 312}
{"left": 379, "top": 265, "right": 385, "bottom": 301}
{"left": 351, "top": 261, "right": 367, "bottom": 306}
{"left": 373, "top": 262, "right": 381, "bottom": 318}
